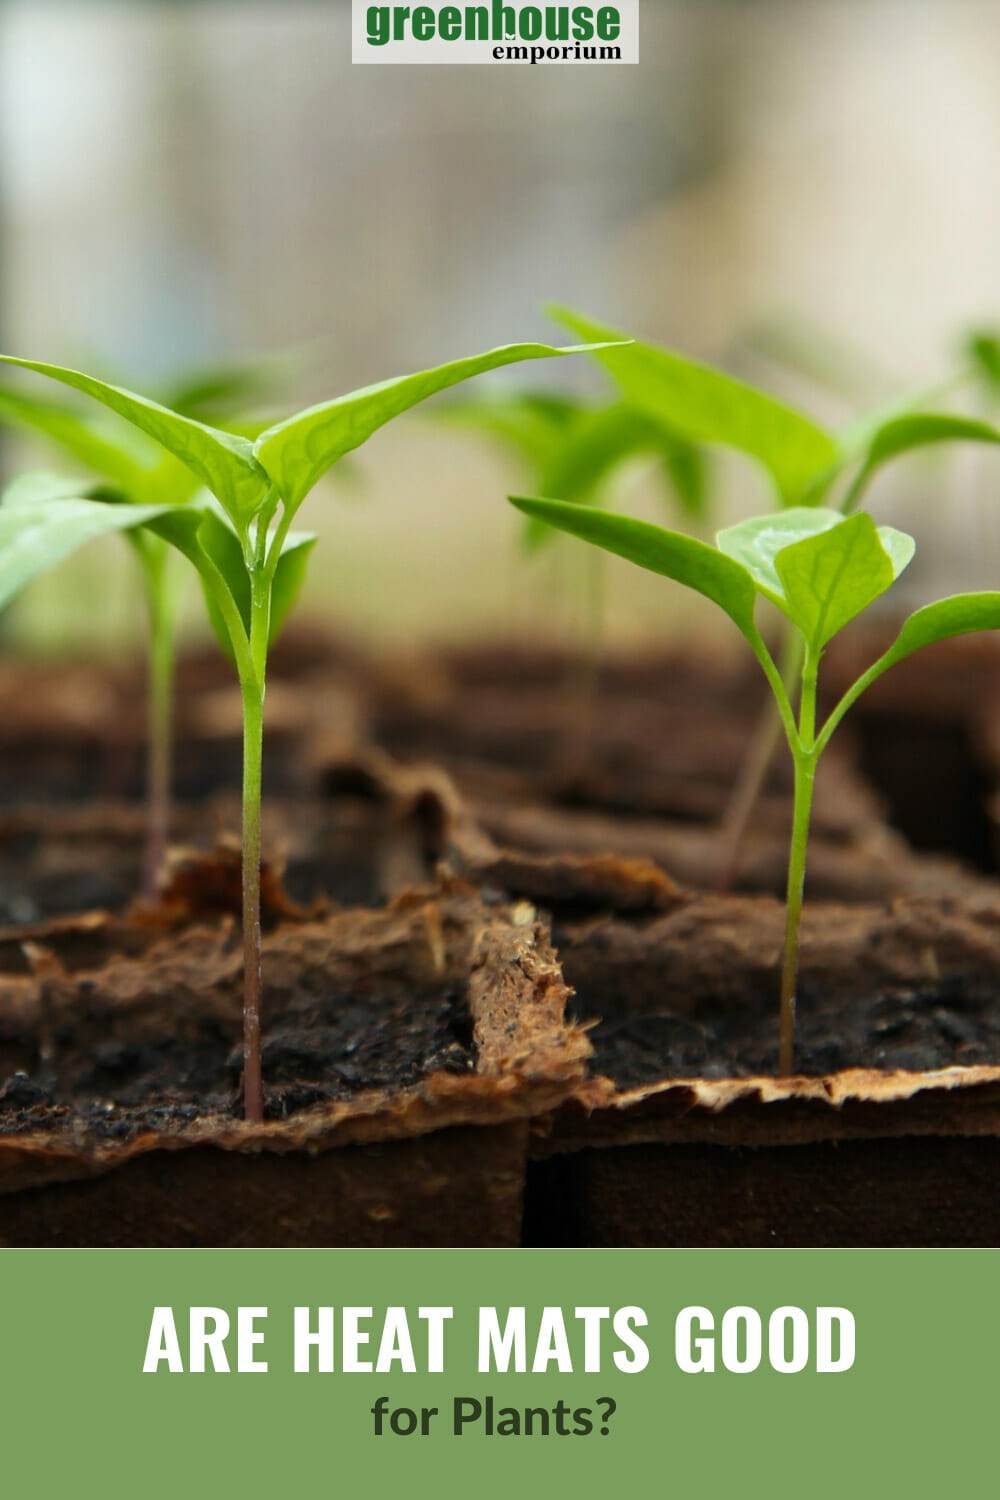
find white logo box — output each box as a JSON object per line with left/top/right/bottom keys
{"left": 353, "top": 1, "right": 639, "bottom": 65}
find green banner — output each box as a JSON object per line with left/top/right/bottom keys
{"left": 0, "top": 1248, "right": 991, "bottom": 1495}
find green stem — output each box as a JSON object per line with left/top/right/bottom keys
{"left": 779, "top": 748, "right": 816, "bottom": 1075}
{"left": 778, "top": 648, "right": 818, "bottom": 1075}
{"left": 143, "top": 578, "right": 175, "bottom": 900}
{"left": 814, "top": 645, "right": 894, "bottom": 757}
{"left": 240, "top": 667, "right": 265, "bottom": 1123}
{"left": 716, "top": 626, "right": 803, "bottom": 891}
{"left": 239, "top": 522, "right": 273, "bottom": 1125}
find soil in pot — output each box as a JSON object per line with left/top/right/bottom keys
{"left": 0, "top": 882, "right": 589, "bottom": 1246}
{"left": 522, "top": 877, "right": 1000, "bottom": 1247}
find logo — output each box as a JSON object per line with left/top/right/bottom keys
{"left": 352, "top": 3, "right": 639, "bottom": 65}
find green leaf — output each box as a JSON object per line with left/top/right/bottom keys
{"left": 194, "top": 509, "right": 251, "bottom": 658}
{"left": 547, "top": 305, "right": 837, "bottom": 504}
{"left": 843, "top": 412, "right": 1000, "bottom": 511}
{"left": 0, "top": 385, "right": 156, "bottom": 495}
{"left": 0, "top": 497, "right": 171, "bottom": 612}
{"left": 716, "top": 508, "right": 844, "bottom": 604}
{"left": 440, "top": 392, "right": 580, "bottom": 472}
{"left": 521, "top": 403, "right": 707, "bottom": 553}
{"left": 254, "top": 341, "right": 624, "bottom": 514}
{"left": 0, "top": 356, "right": 268, "bottom": 525}
{"left": 508, "top": 494, "right": 758, "bottom": 638}
{"left": 966, "top": 332, "right": 1000, "bottom": 390}
{"left": 270, "top": 533, "right": 317, "bottom": 644}
{"left": 877, "top": 592, "right": 1000, "bottom": 671}
{"left": 187, "top": 512, "right": 317, "bottom": 661}
{"left": 718, "top": 508, "right": 912, "bottom": 647}
{"left": 659, "top": 430, "right": 708, "bottom": 520}
{"left": 1, "top": 469, "right": 116, "bottom": 505}
{"left": 774, "top": 512, "right": 913, "bottom": 649}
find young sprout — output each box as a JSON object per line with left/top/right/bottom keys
{"left": 441, "top": 389, "right": 708, "bottom": 744}
{"left": 548, "top": 307, "right": 1000, "bottom": 881}
{"left": 0, "top": 338, "right": 619, "bottom": 1121}
{"left": 509, "top": 493, "right": 1000, "bottom": 1074}
{"left": 0, "top": 360, "right": 286, "bottom": 898}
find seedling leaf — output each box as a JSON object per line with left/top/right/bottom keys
{"left": 509, "top": 494, "right": 758, "bottom": 637}
{"left": 0, "top": 384, "right": 157, "bottom": 495}
{"left": 878, "top": 592, "right": 1000, "bottom": 670}
{"left": 716, "top": 508, "right": 844, "bottom": 605}
{"left": 270, "top": 533, "right": 317, "bottom": 643}
{"left": 843, "top": 412, "right": 1000, "bottom": 511}
{"left": 254, "top": 341, "right": 627, "bottom": 514}
{"left": 1, "top": 469, "right": 118, "bottom": 505}
{"left": 0, "top": 497, "right": 171, "bottom": 612}
{"left": 774, "top": 512, "right": 913, "bottom": 649}
{"left": 189, "top": 511, "right": 317, "bottom": 661}
{"left": 548, "top": 305, "right": 837, "bottom": 504}
{"left": 0, "top": 356, "right": 268, "bottom": 524}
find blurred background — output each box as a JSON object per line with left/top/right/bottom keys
{"left": 2, "top": 0, "right": 1000, "bottom": 655}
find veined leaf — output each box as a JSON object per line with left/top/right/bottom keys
{"left": 254, "top": 341, "right": 625, "bottom": 514}
{"left": 547, "top": 305, "right": 837, "bottom": 505}
{"left": 774, "top": 512, "right": 913, "bottom": 649}
{"left": 717, "top": 508, "right": 845, "bottom": 604}
{"left": 509, "top": 494, "right": 757, "bottom": 638}
{"left": 0, "top": 356, "right": 268, "bottom": 524}
{"left": 718, "top": 508, "right": 912, "bottom": 648}
{"left": 0, "top": 498, "right": 171, "bottom": 612}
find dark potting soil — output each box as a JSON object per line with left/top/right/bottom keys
{"left": 0, "top": 975, "right": 475, "bottom": 1141}
{"left": 578, "top": 974, "right": 1000, "bottom": 1089}
{"left": 0, "top": 788, "right": 440, "bottom": 927}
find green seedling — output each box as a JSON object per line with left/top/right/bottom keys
{"left": 0, "top": 361, "right": 287, "bottom": 899}
{"left": 443, "top": 389, "right": 707, "bottom": 543}
{"left": 548, "top": 305, "right": 1000, "bottom": 508}
{"left": 0, "top": 337, "right": 617, "bottom": 1121}
{"left": 548, "top": 307, "right": 1000, "bottom": 881}
{"left": 510, "top": 493, "right": 1000, "bottom": 1073}
{"left": 442, "top": 388, "right": 708, "bottom": 745}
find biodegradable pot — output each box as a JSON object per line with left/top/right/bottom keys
{"left": 524, "top": 884, "right": 1000, "bottom": 1247}
{"left": 0, "top": 883, "right": 589, "bottom": 1246}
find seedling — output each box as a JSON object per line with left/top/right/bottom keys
{"left": 547, "top": 307, "right": 1000, "bottom": 879}
{"left": 442, "top": 388, "right": 708, "bottom": 744}
{"left": 442, "top": 389, "right": 707, "bottom": 539}
{"left": 0, "top": 338, "right": 616, "bottom": 1120}
{"left": 509, "top": 493, "right": 1000, "bottom": 1073}
{"left": 0, "top": 361, "right": 286, "bottom": 898}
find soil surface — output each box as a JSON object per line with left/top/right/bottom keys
{"left": 583, "top": 975, "right": 1000, "bottom": 1087}
{"left": 0, "top": 893, "right": 483, "bottom": 1143}
{"left": 551, "top": 887, "right": 1000, "bottom": 1087}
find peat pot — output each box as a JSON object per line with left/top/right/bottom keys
{"left": 525, "top": 885, "right": 1000, "bottom": 1246}
{"left": 0, "top": 882, "right": 589, "bottom": 1246}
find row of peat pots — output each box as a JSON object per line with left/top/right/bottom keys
{"left": 2, "top": 627, "right": 1000, "bottom": 1245}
